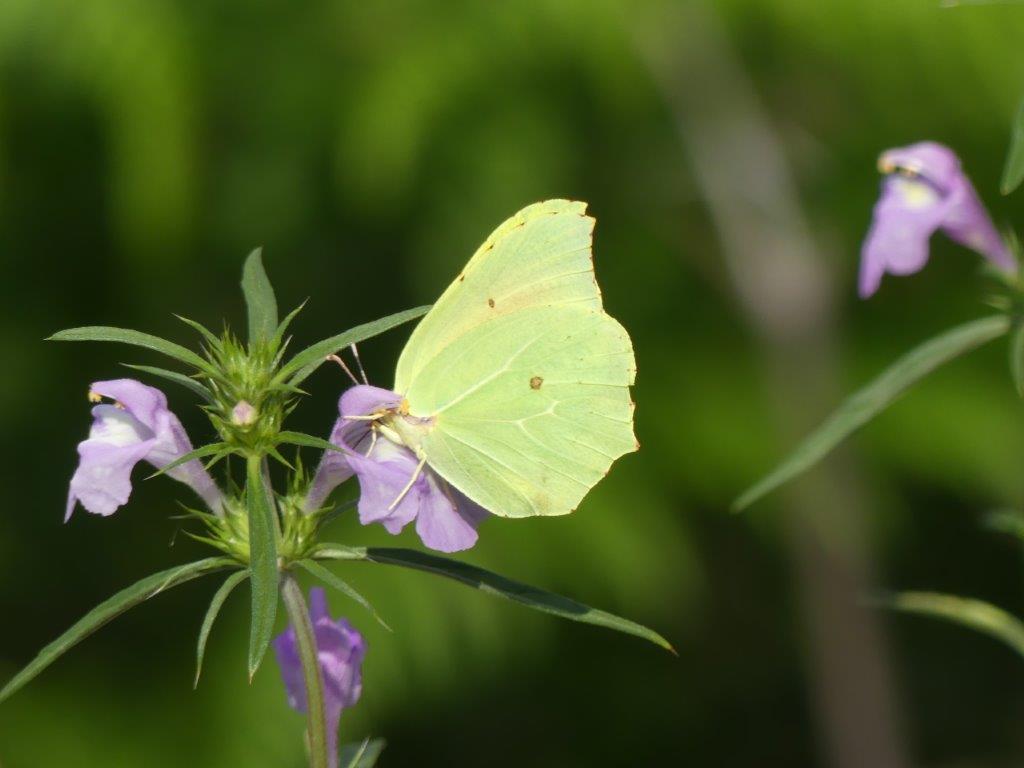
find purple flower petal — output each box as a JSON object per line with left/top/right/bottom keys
{"left": 305, "top": 386, "right": 402, "bottom": 511}
{"left": 66, "top": 406, "right": 157, "bottom": 520}
{"left": 274, "top": 588, "right": 366, "bottom": 768}
{"left": 859, "top": 141, "right": 1015, "bottom": 298}
{"left": 414, "top": 471, "right": 488, "bottom": 553}
{"left": 349, "top": 438, "right": 422, "bottom": 532}
{"left": 66, "top": 379, "right": 223, "bottom": 519}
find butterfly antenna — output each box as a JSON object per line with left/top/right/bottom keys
{"left": 349, "top": 343, "right": 369, "bottom": 384}
{"left": 325, "top": 353, "right": 359, "bottom": 386}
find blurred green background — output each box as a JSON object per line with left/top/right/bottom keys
{"left": 3, "top": 0, "right": 1024, "bottom": 765}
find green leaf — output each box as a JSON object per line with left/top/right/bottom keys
{"left": 295, "top": 560, "right": 391, "bottom": 631}
{"left": 279, "top": 306, "right": 430, "bottom": 386}
{"left": 1010, "top": 322, "right": 1024, "bottom": 397}
{"left": 314, "top": 500, "right": 357, "bottom": 529}
{"left": 246, "top": 454, "right": 280, "bottom": 679}
{"left": 145, "top": 443, "right": 230, "bottom": 480}
{"left": 241, "top": 248, "right": 279, "bottom": 344}
{"left": 122, "top": 364, "right": 215, "bottom": 403}
{"left": 277, "top": 431, "right": 346, "bottom": 454}
{"left": 271, "top": 301, "right": 308, "bottom": 352}
{"left": 195, "top": 570, "right": 249, "bottom": 688}
{"left": 174, "top": 315, "right": 223, "bottom": 351}
{"left": 340, "top": 739, "right": 386, "bottom": 768}
{"left": 734, "top": 315, "right": 1012, "bottom": 511}
{"left": 0, "top": 557, "right": 235, "bottom": 705}
{"left": 48, "top": 326, "right": 211, "bottom": 371}
{"left": 877, "top": 591, "right": 1024, "bottom": 660}
{"left": 983, "top": 508, "right": 1024, "bottom": 543}
{"left": 312, "top": 544, "right": 370, "bottom": 561}
{"left": 1003, "top": 96, "right": 1024, "bottom": 195}
{"left": 314, "top": 545, "right": 674, "bottom": 653}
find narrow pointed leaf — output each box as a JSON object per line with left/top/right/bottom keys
{"left": 0, "top": 557, "right": 234, "bottom": 705}
{"left": 280, "top": 306, "right": 430, "bottom": 386}
{"left": 1002, "top": 96, "right": 1024, "bottom": 195}
{"left": 983, "top": 508, "right": 1024, "bottom": 543}
{"left": 295, "top": 560, "right": 390, "bottom": 631}
{"left": 246, "top": 454, "right": 279, "bottom": 679}
{"left": 146, "top": 443, "right": 229, "bottom": 480}
{"left": 340, "top": 739, "right": 386, "bottom": 768}
{"left": 877, "top": 591, "right": 1024, "bottom": 660}
{"left": 271, "top": 301, "right": 308, "bottom": 352}
{"left": 314, "top": 500, "right": 357, "bottom": 529}
{"left": 277, "top": 431, "right": 346, "bottom": 454}
{"left": 314, "top": 545, "right": 674, "bottom": 652}
{"left": 266, "top": 446, "right": 295, "bottom": 470}
{"left": 195, "top": 570, "right": 249, "bottom": 687}
{"left": 241, "top": 248, "right": 279, "bottom": 344}
{"left": 123, "top": 364, "right": 215, "bottom": 403}
{"left": 734, "top": 316, "right": 1011, "bottom": 511}
{"left": 175, "top": 315, "right": 223, "bottom": 350}
{"left": 312, "top": 544, "right": 366, "bottom": 561}
{"left": 1011, "top": 322, "right": 1024, "bottom": 397}
{"left": 48, "top": 326, "right": 211, "bottom": 371}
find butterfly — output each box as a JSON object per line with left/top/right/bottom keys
{"left": 373, "top": 199, "right": 638, "bottom": 520}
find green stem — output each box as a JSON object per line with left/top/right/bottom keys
{"left": 281, "top": 574, "right": 329, "bottom": 768}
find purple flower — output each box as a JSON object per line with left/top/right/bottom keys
{"left": 66, "top": 378, "right": 223, "bottom": 520}
{"left": 859, "top": 141, "right": 1015, "bottom": 298}
{"left": 306, "top": 384, "right": 488, "bottom": 553}
{"left": 274, "top": 587, "right": 366, "bottom": 768}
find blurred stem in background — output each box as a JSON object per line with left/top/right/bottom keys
{"left": 636, "top": 3, "right": 908, "bottom": 767}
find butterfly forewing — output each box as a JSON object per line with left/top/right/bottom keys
{"left": 394, "top": 200, "right": 600, "bottom": 393}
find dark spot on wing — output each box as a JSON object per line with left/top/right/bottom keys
{"left": 530, "top": 376, "right": 543, "bottom": 390}
{"left": 458, "top": 274, "right": 465, "bottom": 282}
{"left": 487, "top": 297, "right": 495, "bottom": 308}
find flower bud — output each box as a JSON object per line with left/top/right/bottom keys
{"left": 231, "top": 400, "right": 257, "bottom": 427}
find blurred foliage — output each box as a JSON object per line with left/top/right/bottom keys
{"left": 3, "top": 0, "right": 1024, "bottom": 766}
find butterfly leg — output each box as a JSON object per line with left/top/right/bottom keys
{"left": 388, "top": 455, "right": 427, "bottom": 511}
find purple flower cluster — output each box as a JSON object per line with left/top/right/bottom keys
{"left": 66, "top": 379, "right": 487, "bottom": 552}
{"left": 306, "top": 385, "right": 488, "bottom": 553}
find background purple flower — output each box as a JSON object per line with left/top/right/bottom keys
{"left": 859, "top": 141, "right": 1015, "bottom": 298}
{"left": 274, "top": 588, "right": 366, "bottom": 768}
{"left": 306, "top": 384, "right": 488, "bottom": 552}
{"left": 66, "top": 378, "right": 223, "bottom": 520}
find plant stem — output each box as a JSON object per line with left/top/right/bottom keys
{"left": 281, "top": 573, "right": 329, "bottom": 768}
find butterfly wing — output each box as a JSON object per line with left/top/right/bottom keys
{"left": 405, "top": 304, "right": 637, "bottom": 518}
{"left": 394, "top": 199, "right": 637, "bottom": 518}
{"left": 394, "top": 200, "right": 601, "bottom": 394}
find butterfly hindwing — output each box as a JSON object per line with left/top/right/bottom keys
{"left": 407, "top": 305, "right": 636, "bottom": 518}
